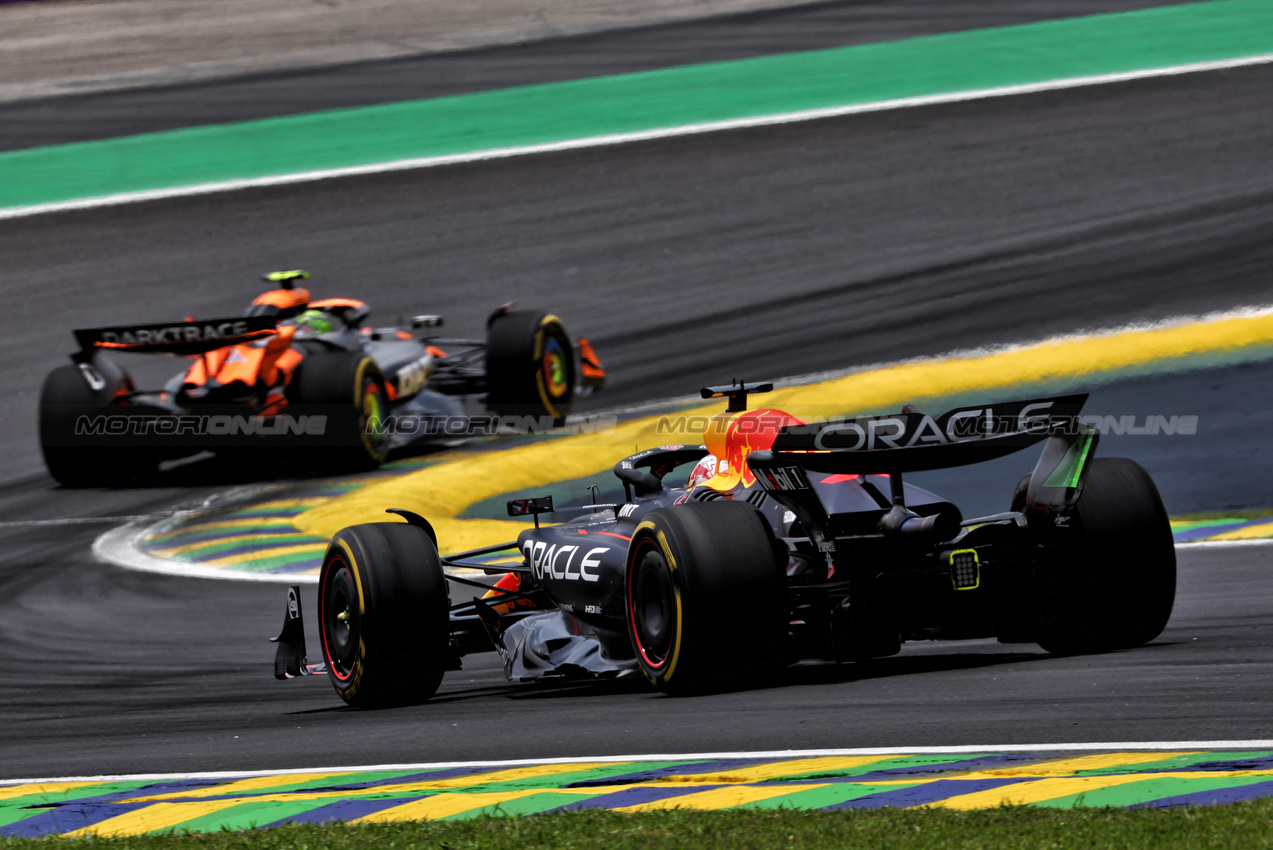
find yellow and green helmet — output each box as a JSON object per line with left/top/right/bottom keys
{"left": 295, "top": 309, "right": 333, "bottom": 335}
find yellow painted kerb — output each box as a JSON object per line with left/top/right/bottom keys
{"left": 291, "top": 310, "right": 1273, "bottom": 553}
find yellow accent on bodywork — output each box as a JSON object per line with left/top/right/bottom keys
{"left": 946, "top": 548, "right": 980, "bottom": 591}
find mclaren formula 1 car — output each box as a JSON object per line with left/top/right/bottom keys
{"left": 273, "top": 381, "right": 1176, "bottom": 705}
{"left": 38, "top": 271, "right": 605, "bottom": 486}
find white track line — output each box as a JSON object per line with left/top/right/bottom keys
{"left": 7, "top": 740, "right": 1273, "bottom": 786}
{"left": 3, "top": 53, "right": 1272, "bottom": 221}
{"left": 91, "top": 519, "right": 317, "bottom": 584}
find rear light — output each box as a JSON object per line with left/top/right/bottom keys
{"left": 947, "top": 549, "right": 980, "bottom": 590}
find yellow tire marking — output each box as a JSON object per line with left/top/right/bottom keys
{"left": 352, "top": 357, "right": 371, "bottom": 407}
{"left": 655, "top": 530, "right": 676, "bottom": 570}
{"left": 334, "top": 538, "right": 366, "bottom": 615}
{"left": 534, "top": 315, "right": 567, "bottom": 419}
{"left": 631, "top": 523, "right": 683, "bottom": 683}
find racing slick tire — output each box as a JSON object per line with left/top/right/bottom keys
{"left": 318, "top": 522, "right": 450, "bottom": 707}
{"left": 1035, "top": 457, "right": 1176, "bottom": 655}
{"left": 288, "top": 352, "right": 390, "bottom": 471}
{"left": 485, "top": 310, "right": 576, "bottom": 427}
{"left": 38, "top": 364, "right": 153, "bottom": 487}
{"left": 625, "top": 500, "right": 788, "bottom": 695}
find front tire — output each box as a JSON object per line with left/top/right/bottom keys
{"left": 318, "top": 522, "right": 450, "bottom": 707}
{"left": 1036, "top": 457, "right": 1176, "bottom": 654}
{"left": 625, "top": 501, "right": 788, "bottom": 695}
{"left": 484, "top": 310, "right": 576, "bottom": 427}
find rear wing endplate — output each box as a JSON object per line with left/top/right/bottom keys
{"left": 1025, "top": 425, "right": 1100, "bottom": 511}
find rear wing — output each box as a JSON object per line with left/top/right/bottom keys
{"left": 760, "top": 394, "right": 1088, "bottom": 474}
{"left": 73, "top": 316, "right": 277, "bottom": 356}
{"left": 748, "top": 394, "right": 1095, "bottom": 541}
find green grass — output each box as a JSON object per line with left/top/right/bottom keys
{"left": 7, "top": 804, "right": 1273, "bottom": 849}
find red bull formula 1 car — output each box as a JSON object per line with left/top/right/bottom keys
{"left": 38, "top": 271, "right": 605, "bottom": 487}
{"left": 273, "top": 381, "right": 1176, "bottom": 705}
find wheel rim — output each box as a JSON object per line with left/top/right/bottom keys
{"left": 321, "top": 557, "right": 360, "bottom": 681}
{"left": 358, "top": 378, "right": 388, "bottom": 458}
{"left": 629, "top": 540, "right": 676, "bottom": 669}
{"left": 541, "top": 336, "right": 569, "bottom": 400}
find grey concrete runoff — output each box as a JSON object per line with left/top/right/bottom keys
{"left": 0, "top": 0, "right": 1195, "bottom": 105}
{"left": 0, "top": 0, "right": 830, "bottom": 101}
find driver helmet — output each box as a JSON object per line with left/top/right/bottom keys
{"left": 686, "top": 454, "right": 719, "bottom": 489}
{"left": 294, "top": 308, "right": 333, "bottom": 337}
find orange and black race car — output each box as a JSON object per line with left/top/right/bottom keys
{"left": 38, "top": 271, "right": 605, "bottom": 487}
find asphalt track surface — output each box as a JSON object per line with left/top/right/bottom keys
{"left": 2, "top": 1, "right": 1273, "bottom": 779}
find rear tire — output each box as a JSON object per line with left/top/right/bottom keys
{"left": 289, "top": 352, "right": 389, "bottom": 471}
{"left": 1010, "top": 473, "right": 1031, "bottom": 512}
{"left": 485, "top": 310, "right": 576, "bottom": 427}
{"left": 38, "top": 365, "right": 145, "bottom": 487}
{"left": 1035, "top": 457, "right": 1176, "bottom": 654}
{"left": 318, "top": 522, "right": 450, "bottom": 707}
{"left": 625, "top": 501, "right": 788, "bottom": 695}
